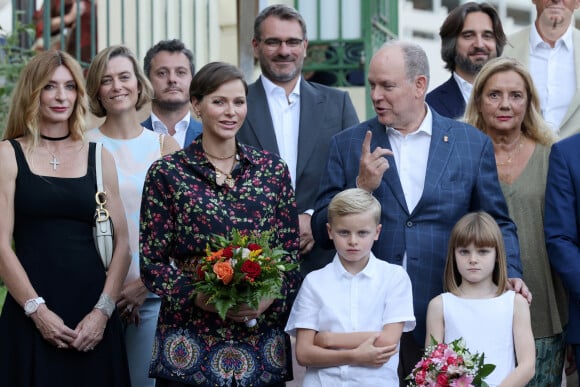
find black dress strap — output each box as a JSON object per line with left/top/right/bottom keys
{"left": 88, "top": 141, "right": 97, "bottom": 190}
{"left": 7, "top": 139, "right": 30, "bottom": 174}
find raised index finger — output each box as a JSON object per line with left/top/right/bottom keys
{"left": 361, "top": 130, "right": 373, "bottom": 156}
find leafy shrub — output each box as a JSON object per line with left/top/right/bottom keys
{"left": 0, "top": 19, "right": 36, "bottom": 138}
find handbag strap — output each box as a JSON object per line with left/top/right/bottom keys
{"left": 95, "top": 142, "right": 104, "bottom": 192}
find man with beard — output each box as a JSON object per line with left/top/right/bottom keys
{"left": 237, "top": 4, "right": 359, "bottom": 275}
{"left": 503, "top": 0, "right": 580, "bottom": 138}
{"left": 426, "top": 2, "right": 506, "bottom": 119}
{"left": 142, "top": 39, "right": 202, "bottom": 148}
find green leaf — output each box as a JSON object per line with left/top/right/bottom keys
{"left": 479, "top": 364, "right": 496, "bottom": 378}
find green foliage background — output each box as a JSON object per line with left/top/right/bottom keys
{"left": 0, "top": 21, "right": 36, "bottom": 311}
{"left": 0, "top": 20, "right": 36, "bottom": 138}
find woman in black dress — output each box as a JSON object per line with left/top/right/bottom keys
{"left": 0, "top": 50, "right": 131, "bottom": 386}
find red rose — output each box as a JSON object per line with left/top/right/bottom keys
{"left": 241, "top": 260, "right": 261, "bottom": 279}
{"left": 437, "top": 373, "right": 449, "bottom": 386}
{"left": 196, "top": 264, "right": 205, "bottom": 281}
{"left": 247, "top": 243, "right": 262, "bottom": 251}
{"left": 222, "top": 246, "right": 234, "bottom": 258}
{"left": 415, "top": 370, "right": 426, "bottom": 385}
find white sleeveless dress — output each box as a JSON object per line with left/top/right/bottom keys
{"left": 86, "top": 127, "right": 163, "bottom": 387}
{"left": 442, "top": 291, "right": 516, "bottom": 387}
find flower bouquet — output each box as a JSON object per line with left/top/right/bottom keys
{"left": 407, "top": 336, "right": 496, "bottom": 387}
{"left": 193, "top": 228, "right": 297, "bottom": 327}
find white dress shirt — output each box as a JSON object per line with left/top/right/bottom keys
{"left": 261, "top": 76, "right": 301, "bottom": 189}
{"left": 150, "top": 111, "right": 191, "bottom": 148}
{"left": 453, "top": 72, "right": 473, "bottom": 104}
{"left": 529, "top": 23, "right": 576, "bottom": 133}
{"left": 285, "top": 253, "right": 416, "bottom": 387}
{"left": 386, "top": 106, "right": 432, "bottom": 269}
{"left": 387, "top": 106, "right": 432, "bottom": 214}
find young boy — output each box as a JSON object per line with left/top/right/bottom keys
{"left": 286, "top": 188, "right": 415, "bottom": 386}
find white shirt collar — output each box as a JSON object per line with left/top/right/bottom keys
{"left": 150, "top": 111, "right": 191, "bottom": 132}
{"left": 261, "top": 75, "right": 301, "bottom": 100}
{"left": 385, "top": 104, "right": 433, "bottom": 137}
{"left": 452, "top": 72, "right": 473, "bottom": 104}
{"left": 332, "top": 251, "right": 378, "bottom": 278}
{"left": 530, "top": 21, "right": 574, "bottom": 50}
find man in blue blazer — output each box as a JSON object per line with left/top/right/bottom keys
{"left": 426, "top": 2, "right": 506, "bottom": 119}
{"left": 141, "top": 39, "right": 202, "bottom": 148}
{"left": 545, "top": 134, "right": 580, "bottom": 371}
{"left": 312, "top": 40, "right": 527, "bottom": 383}
{"left": 237, "top": 4, "right": 359, "bottom": 276}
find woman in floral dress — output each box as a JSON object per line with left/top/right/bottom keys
{"left": 140, "top": 62, "right": 300, "bottom": 387}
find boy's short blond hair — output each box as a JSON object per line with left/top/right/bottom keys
{"left": 327, "top": 188, "right": 381, "bottom": 225}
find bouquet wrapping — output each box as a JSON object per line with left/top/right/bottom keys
{"left": 193, "top": 229, "right": 297, "bottom": 327}
{"left": 407, "top": 336, "right": 496, "bottom": 387}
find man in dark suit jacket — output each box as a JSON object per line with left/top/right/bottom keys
{"left": 426, "top": 2, "right": 506, "bottom": 119}
{"left": 141, "top": 39, "right": 202, "bottom": 148}
{"left": 312, "top": 40, "right": 528, "bottom": 384}
{"left": 237, "top": 4, "right": 359, "bottom": 276}
{"left": 545, "top": 134, "right": 580, "bottom": 374}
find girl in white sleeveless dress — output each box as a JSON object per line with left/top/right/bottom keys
{"left": 425, "top": 212, "right": 535, "bottom": 386}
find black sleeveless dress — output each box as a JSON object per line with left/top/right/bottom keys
{"left": 0, "top": 140, "right": 131, "bottom": 386}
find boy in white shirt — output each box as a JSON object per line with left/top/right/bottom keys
{"left": 286, "top": 188, "right": 415, "bottom": 386}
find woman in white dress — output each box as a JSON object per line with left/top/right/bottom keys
{"left": 85, "top": 45, "right": 180, "bottom": 387}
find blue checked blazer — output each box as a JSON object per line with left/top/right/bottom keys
{"left": 545, "top": 134, "right": 580, "bottom": 343}
{"left": 141, "top": 115, "right": 202, "bottom": 148}
{"left": 311, "top": 110, "right": 522, "bottom": 344}
{"left": 425, "top": 75, "right": 466, "bottom": 120}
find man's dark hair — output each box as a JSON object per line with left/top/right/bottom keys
{"left": 440, "top": 2, "right": 506, "bottom": 72}
{"left": 253, "top": 4, "right": 307, "bottom": 41}
{"left": 143, "top": 39, "right": 195, "bottom": 78}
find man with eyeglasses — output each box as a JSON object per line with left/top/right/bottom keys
{"left": 238, "top": 4, "right": 360, "bottom": 278}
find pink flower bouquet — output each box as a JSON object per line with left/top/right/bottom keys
{"left": 407, "top": 336, "right": 496, "bottom": 387}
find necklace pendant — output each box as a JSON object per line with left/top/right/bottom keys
{"left": 49, "top": 154, "right": 60, "bottom": 171}
{"left": 224, "top": 177, "right": 235, "bottom": 188}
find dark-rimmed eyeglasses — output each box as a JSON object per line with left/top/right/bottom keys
{"left": 258, "top": 38, "right": 304, "bottom": 49}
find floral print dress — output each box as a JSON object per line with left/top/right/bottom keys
{"left": 140, "top": 137, "right": 300, "bottom": 386}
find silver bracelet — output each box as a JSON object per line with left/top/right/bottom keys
{"left": 94, "top": 293, "right": 115, "bottom": 319}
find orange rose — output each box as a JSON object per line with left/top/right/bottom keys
{"left": 213, "top": 261, "right": 234, "bottom": 285}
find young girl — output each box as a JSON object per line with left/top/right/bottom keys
{"left": 425, "top": 212, "right": 535, "bottom": 386}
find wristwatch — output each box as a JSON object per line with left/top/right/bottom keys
{"left": 24, "top": 297, "right": 45, "bottom": 316}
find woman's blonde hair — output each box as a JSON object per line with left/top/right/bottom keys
{"left": 444, "top": 212, "right": 508, "bottom": 296}
{"left": 2, "top": 50, "right": 87, "bottom": 144}
{"left": 464, "top": 56, "right": 555, "bottom": 146}
{"left": 86, "top": 45, "right": 153, "bottom": 117}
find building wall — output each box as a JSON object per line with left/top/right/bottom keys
{"left": 1, "top": 0, "right": 577, "bottom": 120}
{"left": 401, "top": 0, "right": 580, "bottom": 92}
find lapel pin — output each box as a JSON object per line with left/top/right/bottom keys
{"left": 443, "top": 136, "right": 449, "bottom": 143}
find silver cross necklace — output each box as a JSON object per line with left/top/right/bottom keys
{"left": 41, "top": 132, "right": 71, "bottom": 171}
{"left": 48, "top": 151, "right": 60, "bottom": 171}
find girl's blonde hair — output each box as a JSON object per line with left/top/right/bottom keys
{"left": 464, "top": 56, "right": 555, "bottom": 146}
{"left": 2, "top": 50, "right": 87, "bottom": 144}
{"left": 85, "top": 45, "right": 153, "bottom": 117}
{"left": 444, "top": 212, "right": 508, "bottom": 296}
